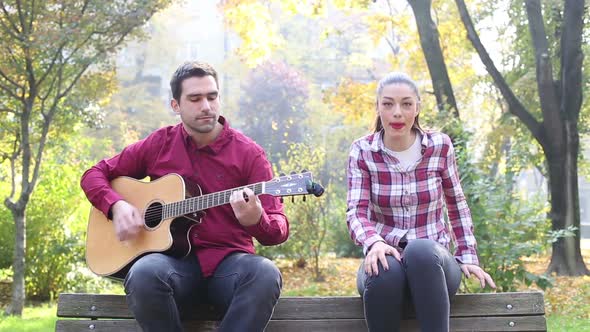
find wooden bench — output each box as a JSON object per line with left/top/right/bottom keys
{"left": 56, "top": 291, "right": 546, "bottom": 331}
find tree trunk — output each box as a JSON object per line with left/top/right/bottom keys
{"left": 454, "top": 0, "right": 588, "bottom": 276}
{"left": 5, "top": 208, "right": 26, "bottom": 315}
{"left": 546, "top": 121, "right": 589, "bottom": 275}
{"left": 407, "top": 0, "right": 460, "bottom": 118}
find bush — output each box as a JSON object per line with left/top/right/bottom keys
{"left": 0, "top": 136, "right": 118, "bottom": 301}
{"left": 454, "top": 130, "right": 553, "bottom": 292}
{"left": 465, "top": 177, "right": 552, "bottom": 292}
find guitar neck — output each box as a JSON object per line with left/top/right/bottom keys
{"left": 162, "top": 182, "right": 264, "bottom": 219}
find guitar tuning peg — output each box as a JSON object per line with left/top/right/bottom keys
{"left": 291, "top": 196, "right": 295, "bottom": 203}
{"left": 302, "top": 195, "right": 306, "bottom": 202}
{"left": 279, "top": 173, "right": 286, "bottom": 177}
{"left": 290, "top": 171, "right": 297, "bottom": 175}
{"left": 301, "top": 169, "right": 308, "bottom": 173}
{"left": 280, "top": 197, "right": 283, "bottom": 203}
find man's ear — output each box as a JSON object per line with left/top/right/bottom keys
{"left": 171, "top": 99, "right": 180, "bottom": 114}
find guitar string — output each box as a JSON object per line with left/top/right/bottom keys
{"left": 142, "top": 183, "right": 264, "bottom": 220}
{"left": 140, "top": 175, "right": 309, "bottom": 221}
{"left": 143, "top": 186, "right": 258, "bottom": 219}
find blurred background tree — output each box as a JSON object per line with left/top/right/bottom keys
{"left": 237, "top": 61, "right": 309, "bottom": 165}
{"left": 0, "top": 0, "right": 172, "bottom": 315}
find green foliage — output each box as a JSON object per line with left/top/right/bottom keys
{"left": 19, "top": 138, "right": 98, "bottom": 300}
{"left": 455, "top": 136, "right": 553, "bottom": 292}
{"left": 466, "top": 178, "right": 552, "bottom": 292}
{"left": 0, "top": 206, "right": 13, "bottom": 269}
{"left": 256, "top": 142, "right": 341, "bottom": 280}
{"left": 0, "top": 133, "right": 120, "bottom": 300}
{"left": 327, "top": 185, "right": 363, "bottom": 258}
{"left": 0, "top": 0, "right": 172, "bottom": 143}
{"left": 0, "top": 0, "right": 171, "bottom": 312}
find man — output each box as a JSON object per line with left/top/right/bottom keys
{"left": 81, "top": 61, "right": 289, "bottom": 332}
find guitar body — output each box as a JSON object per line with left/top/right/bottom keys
{"left": 85, "top": 174, "right": 199, "bottom": 280}
{"left": 85, "top": 171, "right": 318, "bottom": 280}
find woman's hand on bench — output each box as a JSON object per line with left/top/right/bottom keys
{"left": 461, "top": 264, "right": 497, "bottom": 289}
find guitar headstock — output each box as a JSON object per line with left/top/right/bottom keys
{"left": 265, "top": 171, "right": 316, "bottom": 197}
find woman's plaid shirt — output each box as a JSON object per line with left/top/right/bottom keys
{"left": 346, "top": 130, "right": 479, "bottom": 265}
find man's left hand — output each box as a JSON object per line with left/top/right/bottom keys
{"left": 230, "top": 187, "right": 263, "bottom": 227}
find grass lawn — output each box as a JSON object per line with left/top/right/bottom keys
{"left": 0, "top": 304, "right": 56, "bottom": 332}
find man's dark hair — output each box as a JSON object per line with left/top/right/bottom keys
{"left": 170, "top": 61, "right": 219, "bottom": 101}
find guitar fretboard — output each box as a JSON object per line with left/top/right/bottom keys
{"left": 162, "top": 182, "right": 264, "bottom": 219}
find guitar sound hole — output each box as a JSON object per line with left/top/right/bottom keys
{"left": 145, "top": 203, "right": 163, "bottom": 228}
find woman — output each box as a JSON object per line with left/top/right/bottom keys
{"left": 346, "top": 72, "right": 495, "bottom": 332}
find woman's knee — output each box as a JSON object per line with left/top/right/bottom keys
{"left": 403, "top": 239, "right": 445, "bottom": 268}
{"left": 361, "top": 256, "right": 405, "bottom": 293}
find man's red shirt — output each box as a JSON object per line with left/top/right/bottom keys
{"left": 81, "top": 116, "right": 289, "bottom": 276}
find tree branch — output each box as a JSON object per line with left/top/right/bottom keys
{"left": 385, "top": 0, "right": 399, "bottom": 55}
{"left": 524, "top": 0, "right": 561, "bottom": 135}
{"left": 3, "top": 43, "right": 22, "bottom": 70}
{"left": 14, "top": 0, "right": 26, "bottom": 34}
{"left": 0, "top": 80, "right": 22, "bottom": 100}
{"left": 0, "top": 66, "right": 24, "bottom": 90}
{"left": 560, "top": 0, "right": 585, "bottom": 121}
{"left": 56, "top": 61, "right": 92, "bottom": 101}
{"left": 0, "top": 18, "right": 24, "bottom": 43}
{"left": 27, "top": 0, "right": 35, "bottom": 33}
{"left": 30, "top": 110, "right": 51, "bottom": 197}
{"left": 0, "top": 101, "right": 17, "bottom": 114}
{"left": 5, "top": 131, "right": 21, "bottom": 202}
{"left": 408, "top": 0, "right": 460, "bottom": 118}
{"left": 0, "top": 1, "right": 22, "bottom": 37}
{"left": 454, "top": 0, "right": 544, "bottom": 145}
{"left": 36, "top": 42, "right": 67, "bottom": 87}
{"left": 38, "top": 70, "right": 58, "bottom": 104}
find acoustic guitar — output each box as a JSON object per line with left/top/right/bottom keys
{"left": 85, "top": 172, "right": 321, "bottom": 280}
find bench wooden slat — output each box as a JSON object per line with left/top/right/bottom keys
{"left": 55, "top": 316, "right": 547, "bottom": 332}
{"left": 57, "top": 292, "right": 545, "bottom": 320}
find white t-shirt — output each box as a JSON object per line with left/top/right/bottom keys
{"left": 383, "top": 132, "right": 422, "bottom": 171}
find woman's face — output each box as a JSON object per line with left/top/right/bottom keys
{"left": 377, "top": 83, "right": 420, "bottom": 143}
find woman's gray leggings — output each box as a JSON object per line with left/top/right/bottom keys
{"left": 357, "top": 239, "right": 462, "bottom": 332}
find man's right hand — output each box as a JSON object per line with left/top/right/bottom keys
{"left": 111, "top": 200, "right": 144, "bottom": 241}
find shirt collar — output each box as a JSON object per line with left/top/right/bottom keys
{"left": 181, "top": 115, "right": 233, "bottom": 154}
{"left": 371, "top": 127, "right": 428, "bottom": 153}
